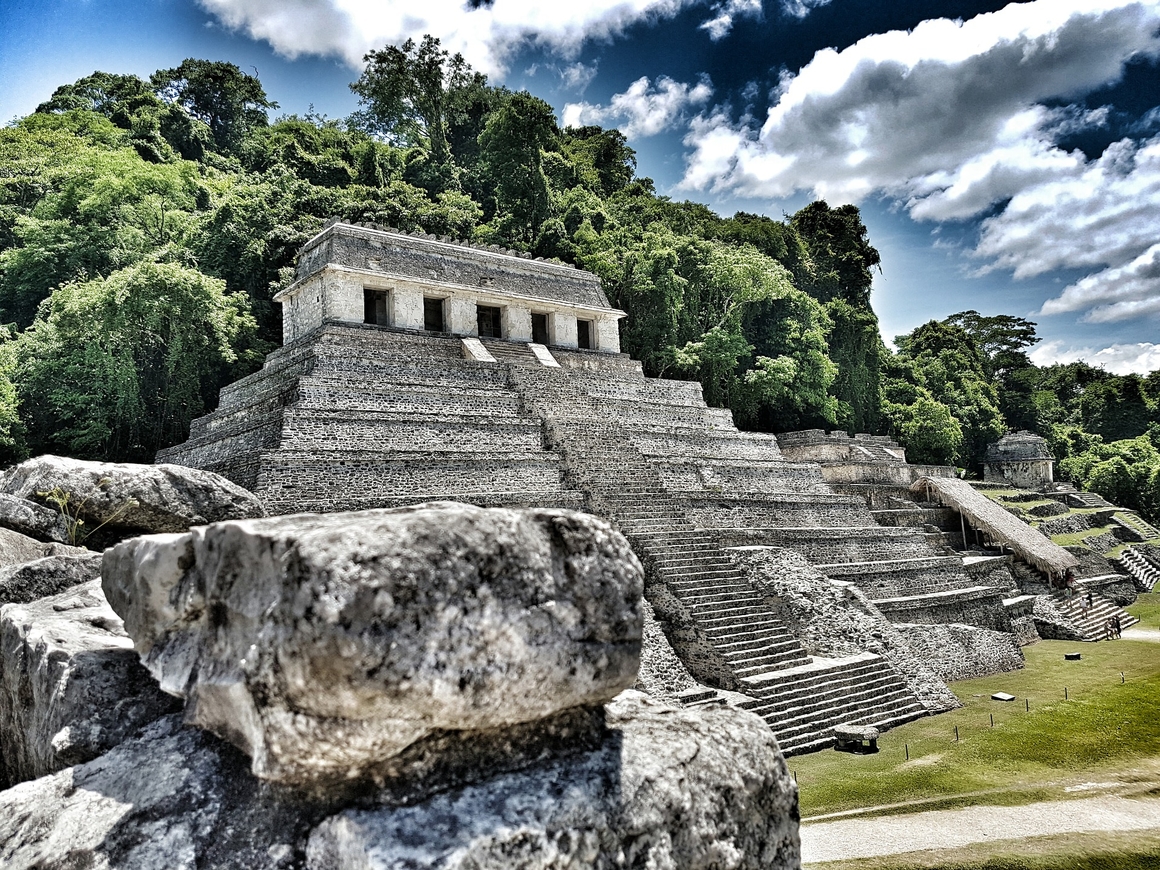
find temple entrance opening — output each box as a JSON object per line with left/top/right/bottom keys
{"left": 477, "top": 305, "right": 502, "bottom": 338}
{"left": 577, "top": 319, "right": 593, "bottom": 349}
{"left": 532, "top": 313, "right": 549, "bottom": 345}
{"left": 423, "top": 297, "right": 445, "bottom": 332}
{"left": 363, "top": 289, "right": 388, "bottom": 326}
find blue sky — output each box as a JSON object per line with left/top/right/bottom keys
{"left": 3, "top": 0, "right": 1160, "bottom": 372}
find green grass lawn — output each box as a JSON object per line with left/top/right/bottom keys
{"left": 1128, "top": 591, "right": 1160, "bottom": 628}
{"left": 792, "top": 638, "right": 1160, "bottom": 820}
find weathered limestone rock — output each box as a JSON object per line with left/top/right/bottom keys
{"left": 0, "top": 493, "right": 70, "bottom": 543}
{"left": 728, "top": 546, "right": 960, "bottom": 713}
{"left": 0, "top": 527, "right": 85, "bottom": 570}
{"left": 0, "top": 694, "right": 797, "bottom": 870}
{"left": 1, "top": 454, "right": 266, "bottom": 538}
{"left": 893, "top": 623, "right": 1025, "bottom": 682}
{"left": 306, "top": 692, "right": 799, "bottom": 870}
{"left": 0, "top": 715, "right": 334, "bottom": 870}
{"left": 102, "top": 502, "right": 644, "bottom": 785}
{"left": 0, "top": 552, "right": 103, "bottom": 606}
{"left": 0, "top": 580, "right": 180, "bottom": 788}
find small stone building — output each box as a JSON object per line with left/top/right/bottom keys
{"left": 983, "top": 431, "right": 1054, "bottom": 490}
{"left": 277, "top": 220, "right": 625, "bottom": 351}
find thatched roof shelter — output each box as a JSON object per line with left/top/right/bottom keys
{"left": 910, "top": 476, "right": 1080, "bottom": 575}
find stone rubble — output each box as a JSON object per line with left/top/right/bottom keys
{"left": 0, "top": 526, "right": 86, "bottom": 570}
{"left": 728, "top": 546, "right": 960, "bottom": 713}
{"left": 892, "top": 623, "right": 1025, "bottom": 682}
{"left": 0, "top": 552, "right": 103, "bottom": 606}
{"left": 1, "top": 454, "right": 266, "bottom": 540}
{"left": 0, "top": 579, "right": 179, "bottom": 788}
{"left": 0, "top": 490, "right": 798, "bottom": 870}
{"left": 0, "top": 493, "right": 71, "bottom": 543}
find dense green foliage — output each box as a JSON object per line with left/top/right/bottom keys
{"left": 1, "top": 41, "right": 1157, "bottom": 510}
{"left": 16, "top": 262, "right": 252, "bottom": 461}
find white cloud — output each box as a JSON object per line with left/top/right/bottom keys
{"left": 1040, "top": 239, "right": 1160, "bottom": 322}
{"left": 680, "top": 0, "right": 1160, "bottom": 324}
{"left": 197, "top": 0, "right": 698, "bottom": 75}
{"left": 780, "top": 0, "right": 832, "bottom": 19}
{"left": 559, "top": 62, "right": 598, "bottom": 93}
{"left": 700, "top": 0, "right": 763, "bottom": 40}
{"left": 1030, "top": 340, "right": 1160, "bottom": 374}
{"left": 564, "top": 75, "right": 713, "bottom": 138}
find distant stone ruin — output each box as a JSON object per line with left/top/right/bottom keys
{"left": 157, "top": 222, "right": 1122, "bottom": 754}
{"left": 984, "top": 431, "right": 1055, "bottom": 490}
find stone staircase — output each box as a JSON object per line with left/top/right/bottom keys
{"left": 1066, "top": 492, "right": 1114, "bottom": 509}
{"left": 1114, "top": 512, "right": 1160, "bottom": 542}
{"left": 735, "top": 653, "right": 926, "bottom": 755}
{"left": 1053, "top": 585, "right": 1139, "bottom": 640}
{"left": 1115, "top": 546, "right": 1160, "bottom": 591}
{"left": 159, "top": 326, "right": 587, "bottom": 514}
{"left": 506, "top": 364, "right": 928, "bottom": 753}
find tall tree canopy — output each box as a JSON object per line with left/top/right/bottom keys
{"left": 151, "top": 59, "right": 276, "bottom": 155}
{"left": 350, "top": 35, "right": 486, "bottom": 165}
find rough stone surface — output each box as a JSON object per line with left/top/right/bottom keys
{"left": 1028, "top": 501, "right": 1069, "bottom": 519}
{"left": 727, "top": 546, "right": 959, "bottom": 713}
{"left": 0, "top": 493, "right": 70, "bottom": 543}
{"left": 102, "top": 502, "right": 644, "bottom": 785}
{"left": 0, "top": 454, "right": 267, "bottom": 538}
{"left": 0, "top": 580, "right": 180, "bottom": 788}
{"left": 1031, "top": 595, "right": 1084, "bottom": 641}
{"left": 0, "top": 526, "right": 86, "bottom": 570}
{"left": 0, "top": 552, "right": 103, "bottom": 606}
{"left": 633, "top": 598, "right": 701, "bottom": 702}
{"left": 306, "top": 691, "right": 799, "bottom": 870}
{"left": 0, "top": 693, "right": 796, "bottom": 870}
{"left": 0, "top": 715, "right": 336, "bottom": 870}
{"left": 893, "top": 623, "right": 1025, "bottom": 682}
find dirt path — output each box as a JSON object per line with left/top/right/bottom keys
{"left": 800, "top": 795, "right": 1160, "bottom": 864}
{"left": 1123, "top": 626, "right": 1160, "bottom": 642}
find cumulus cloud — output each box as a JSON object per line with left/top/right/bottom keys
{"left": 197, "top": 0, "right": 697, "bottom": 74}
{"left": 1030, "top": 340, "right": 1160, "bottom": 374}
{"left": 564, "top": 75, "right": 713, "bottom": 138}
{"left": 700, "top": 0, "right": 763, "bottom": 40}
{"left": 1040, "top": 239, "right": 1160, "bottom": 322}
{"left": 680, "top": 0, "right": 1160, "bottom": 324}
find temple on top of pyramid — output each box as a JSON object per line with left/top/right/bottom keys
{"left": 276, "top": 220, "right": 626, "bottom": 351}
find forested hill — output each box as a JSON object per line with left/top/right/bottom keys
{"left": 1, "top": 40, "right": 1158, "bottom": 521}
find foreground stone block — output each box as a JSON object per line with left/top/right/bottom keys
{"left": 1, "top": 454, "right": 266, "bottom": 538}
{"left": 103, "top": 502, "right": 644, "bottom": 785}
{"left": 0, "top": 580, "right": 180, "bottom": 788}
{"left": 308, "top": 692, "right": 799, "bottom": 870}
{"left": 0, "top": 553, "right": 103, "bottom": 606}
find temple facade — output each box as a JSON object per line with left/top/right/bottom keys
{"left": 276, "top": 220, "right": 625, "bottom": 351}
